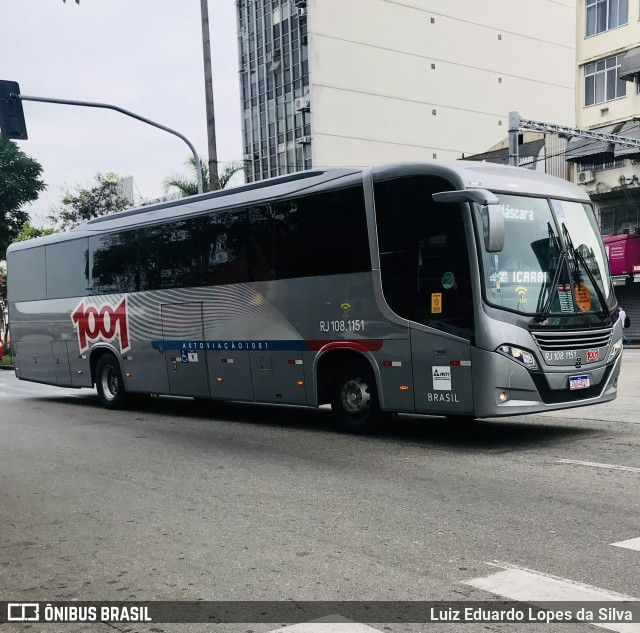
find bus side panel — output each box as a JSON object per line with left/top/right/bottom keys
{"left": 250, "top": 351, "right": 307, "bottom": 405}
{"left": 52, "top": 341, "right": 72, "bottom": 386}
{"left": 410, "top": 328, "right": 474, "bottom": 416}
{"left": 14, "top": 341, "right": 56, "bottom": 385}
{"left": 207, "top": 350, "right": 253, "bottom": 401}
{"left": 121, "top": 343, "right": 170, "bottom": 395}
{"left": 372, "top": 339, "right": 415, "bottom": 413}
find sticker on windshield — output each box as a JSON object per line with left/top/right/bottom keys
{"left": 515, "top": 286, "right": 528, "bottom": 306}
{"left": 551, "top": 200, "right": 565, "bottom": 219}
{"left": 431, "top": 293, "right": 442, "bottom": 313}
{"left": 574, "top": 282, "right": 591, "bottom": 312}
{"left": 501, "top": 203, "right": 534, "bottom": 221}
{"left": 442, "top": 272, "right": 455, "bottom": 290}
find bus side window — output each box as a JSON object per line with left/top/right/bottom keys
{"left": 89, "top": 231, "right": 140, "bottom": 295}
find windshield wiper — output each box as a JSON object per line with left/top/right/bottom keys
{"left": 536, "top": 223, "right": 565, "bottom": 321}
{"left": 562, "top": 225, "right": 611, "bottom": 319}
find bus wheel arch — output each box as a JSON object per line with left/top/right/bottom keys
{"left": 316, "top": 350, "right": 384, "bottom": 433}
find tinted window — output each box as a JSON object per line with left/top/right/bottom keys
{"left": 7, "top": 247, "right": 46, "bottom": 302}
{"left": 201, "top": 186, "right": 371, "bottom": 286}
{"left": 46, "top": 239, "right": 90, "bottom": 299}
{"left": 89, "top": 231, "right": 139, "bottom": 295}
{"left": 202, "top": 209, "right": 252, "bottom": 286}
{"left": 267, "top": 186, "right": 370, "bottom": 280}
{"left": 140, "top": 219, "right": 200, "bottom": 290}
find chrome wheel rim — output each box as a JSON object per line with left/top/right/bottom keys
{"left": 341, "top": 377, "right": 371, "bottom": 416}
{"left": 101, "top": 366, "right": 119, "bottom": 401}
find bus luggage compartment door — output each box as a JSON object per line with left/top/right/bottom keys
{"left": 52, "top": 341, "right": 72, "bottom": 386}
{"left": 410, "top": 328, "right": 473, "bottom": 416}
{"left": 161, "top": 302, "right": 210, "bottom": 398}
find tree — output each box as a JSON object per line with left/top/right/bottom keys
{"left": 14, "top": 220, "right": 57, "bottom": 242}
{"left": 0, "top": 138, "right": 47, "bottom": 258}
{"left": 49, "top": 172, "right": 131, "bottom": 230}
{"left": 0, "top": 263, "right": 8, "bottom": 350}
{"left": 163, "top": 157, "right": 245, "bottom": 197}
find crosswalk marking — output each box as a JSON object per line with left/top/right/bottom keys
{"left": 268, "top": 616, "right": 382, "bottom": 633}
{"left": 558, "top": 459, "right": 640, "bottom": 474}
{"left": 463, "top": 562, "right": 640, "bottom": 633}
{"left": 612, "top": 537, "right": 640, "bottom": 553}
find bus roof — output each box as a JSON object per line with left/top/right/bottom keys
{"left": 8, "top": 161, "right": 590, "bottom": 253}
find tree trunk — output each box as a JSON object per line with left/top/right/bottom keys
{"left": 200, "top": 0, "right": 220, "bottom": 191}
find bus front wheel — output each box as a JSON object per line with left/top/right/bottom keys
{"left": 331, "top": 362, "right": 383, "bottom": 434}
{"left": 96, "top": 354, "right": 128, "bottom": 410}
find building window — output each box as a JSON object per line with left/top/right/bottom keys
{"left": 584, "top": 55, "right": 627, "bottom": 105}
{"left": 586, "top": 0, "right": 628, "bottom": 36}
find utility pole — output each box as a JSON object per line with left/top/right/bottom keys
{"left": 200, "top": 0, "right": 220, "bottom": 191}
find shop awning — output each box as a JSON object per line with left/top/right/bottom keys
{"left": 619, "top": 47, "right": 640, "bottom": 81}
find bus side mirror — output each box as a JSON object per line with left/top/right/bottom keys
{"left": 433, "top": 188, "right": 504, "bottom": 252}
{"left": 481, "top": 203, "right": 504, "bottom": 252}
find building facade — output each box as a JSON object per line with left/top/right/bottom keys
{"left": 236, "top": 0, "right": 577, "bottom": 181}
{"left": 570, "top": 0, "right": 640, "bottom": 338}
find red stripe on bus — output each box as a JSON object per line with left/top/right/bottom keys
{"left": 306, "top": 340, "right": 384, "bottom": 353}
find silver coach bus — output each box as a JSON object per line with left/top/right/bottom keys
{"left": 7, "top": 162, "right": 623, "bottom": 432}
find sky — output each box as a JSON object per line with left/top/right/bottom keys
{"left": 1, "top": 0, "right": 243, "bottom": 225}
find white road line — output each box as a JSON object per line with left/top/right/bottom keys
{"left": 463, "top": 562, "right": 639, "bottom": 633}
{"left": 612, "top": 537, "right": 640, "bottom": 552}
{"left": 558, "top": 459, "right": 640, "bottom": 474}
{"left": 268, "top": 616, "right": 382, "bottom": 633}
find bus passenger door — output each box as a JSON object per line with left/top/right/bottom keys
{"left": 161, "top": 302, "right": 210, "bottom": 398}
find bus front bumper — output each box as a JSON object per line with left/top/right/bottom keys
{"left": 470, "top": 347, "right": 622, "bottom": 418}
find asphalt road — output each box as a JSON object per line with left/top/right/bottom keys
{"left": 1, "top": 351, "right": 640, "bottom": 633}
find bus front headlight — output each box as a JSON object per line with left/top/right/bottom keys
{"left": 497, "top": 345, "right": 538, "bottom": 370}
{"left": 609, "top": 339, "right": 623, "bottom": 360}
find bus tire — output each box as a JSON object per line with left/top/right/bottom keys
{"left": 96, "top": 354, "right": 129, "bottom": 410}
{"left": 331, "top": 361, "right": 382, "bottom": 434}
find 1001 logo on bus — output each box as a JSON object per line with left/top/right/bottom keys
{"left": 71, "top": 298, "right": 131, "bottom": 354}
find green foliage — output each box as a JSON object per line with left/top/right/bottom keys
{"left": 14, "top": 220, "right": 57, "bottom": 242}
{"left": 0, "top": 262, "right": 8, "bottom": 350}
{"left": 49, "top": 172, "right": 131, "bottom": 230}
{"left": 0, "top": 138, "right": 46, "bottom": 257}
{"left": 163, "top": 156, "right": 245, "bottom": 197}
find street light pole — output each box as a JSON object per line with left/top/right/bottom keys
{"left": 200, "top": 0, "right": 220, "bottom": 191}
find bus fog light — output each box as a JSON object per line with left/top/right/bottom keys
{"left": 498, "top": 390, "right": 510, "bottom": 402}
{"left": 609, "top": 339, "right": 622, "bottom": 360}
{"left": 497, "top": 345, "right": 538, "bottom": 370}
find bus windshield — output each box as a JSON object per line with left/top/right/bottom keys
{"left": 477, "top": 194, "right": 614, "bottom": 316}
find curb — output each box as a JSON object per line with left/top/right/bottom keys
{"left": 0, "top": 365, "right": 14, "bottom": 371}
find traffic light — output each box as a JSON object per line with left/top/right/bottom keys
{"left": 0, "top": 80, "right": 28, "bottom": 140}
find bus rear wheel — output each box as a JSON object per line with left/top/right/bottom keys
{"left": 331, "top": 362, "right": 382, "bottom": 434}
{"left": 96, "top": 354, "right": 129, "bottom": 410}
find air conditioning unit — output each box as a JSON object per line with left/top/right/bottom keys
{"left": 296, "top": 135, "right": 312, "bottom": 145}
{"left": 578, "top": 170, "right": 595, "bottom": 184}
{"left": 294, "top": 96, "right": 310, "bottom": 112}
{"left": 297, "top": 6, "right": 307, "bottom": 17}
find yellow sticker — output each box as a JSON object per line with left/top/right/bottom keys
{"left": 431, "top": 292, "right": 442, "bottom": 314}
{"left": 574, "top": 282, "right": 591, "bottom": 312}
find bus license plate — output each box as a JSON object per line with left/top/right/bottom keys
{"left": 569, "top": 375, "right": 590, "bottom": 390}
